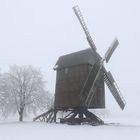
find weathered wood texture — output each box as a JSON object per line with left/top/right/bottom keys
{"left": 54, "top": 64, "right": 105, "bottom": 109}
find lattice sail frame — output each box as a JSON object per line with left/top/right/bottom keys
{"left": 73, "top": 5, "right": 126, "bottom": 110}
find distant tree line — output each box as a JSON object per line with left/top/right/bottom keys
{"left": 0, "top": 65, "right": 54, "bottom": 121}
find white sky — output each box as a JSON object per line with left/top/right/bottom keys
{"left": 0, "top": 0, "right": 140, "bottom": 116}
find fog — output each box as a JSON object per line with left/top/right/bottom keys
{"left": 0, "top": 0, "right": 140, "bottom": 117}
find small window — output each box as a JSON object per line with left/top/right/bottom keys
{"left": 64, "top": 68, "right": 69, "bottom": 74}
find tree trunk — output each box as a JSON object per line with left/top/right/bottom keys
{"left": 19, "top": 107, "right": 24, "bottom": 122}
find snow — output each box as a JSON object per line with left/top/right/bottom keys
{"left": 0, "top": 118, "right": 140, "bottom": 140}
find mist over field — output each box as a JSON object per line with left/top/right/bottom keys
{"left": 0, "top": 0, "right": 140, "bottom": 119}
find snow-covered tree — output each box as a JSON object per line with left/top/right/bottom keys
{"left": 0, "top": 65, "right": 53, "bottom": 121}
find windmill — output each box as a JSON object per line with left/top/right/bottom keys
{"left": 34, "top": 5, "right": 126, "bottom": 125}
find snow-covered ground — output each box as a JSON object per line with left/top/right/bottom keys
{"left": 0, "top": 117, "right": 140, "bottom": 140}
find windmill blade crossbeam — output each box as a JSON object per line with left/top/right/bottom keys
{"left": 104, "top": 70, "right": 126, "bottom": 110}
{"left": 73, "top": 5, "right": 97, "bottom": 51}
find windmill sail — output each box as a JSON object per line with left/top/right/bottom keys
{"left": 73, "top": 5, "right": 97, "bottom": 52}
{"left": 104, "top": 70, "right": 126, "bottom": 110}
{"left": 104, "top": 38, "right": 119, "bottom": 63}
{"left": 73, "top": 5, "right": 126, "bottom": 110}
{"left": 79, "top": 64, "right": 99, "bottom": 103}
{"left": 85, "top": 68, "right": 104, "bottom": 107}
{"left": 79, "top": 63, "right": 102, "bottom": 106}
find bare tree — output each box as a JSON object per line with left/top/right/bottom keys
{"left": 0, "top": 65, "right": 53, "bottom": 121}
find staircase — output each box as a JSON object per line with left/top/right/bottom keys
{"left": 33, "top": 109, "right": 55, "bottom": 122}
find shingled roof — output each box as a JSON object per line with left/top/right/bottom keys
{"left": 54, "top": 48, "right": 101, "bottom": 70}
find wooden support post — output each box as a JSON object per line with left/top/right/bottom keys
{"left": 54, "top": 109, "right": 57, "bottom": 122}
